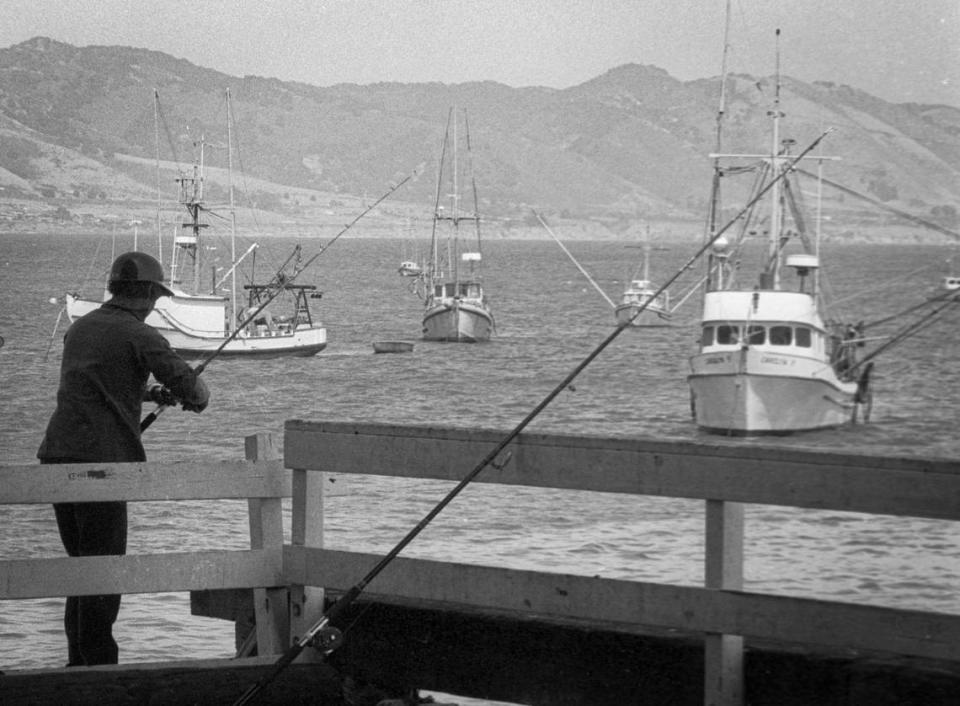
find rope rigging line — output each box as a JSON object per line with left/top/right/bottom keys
{"left": 846, "top": 289, "right": 960, "bottom": 375}
{"left": 794, "top": 168, "right": 960, "bottom": 242}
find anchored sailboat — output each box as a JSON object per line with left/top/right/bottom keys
{"left": 421, "top": 108, "right": 494, "bottom": 342}
{"left": 66, "top": 89, "right": 327, "bottom": 359}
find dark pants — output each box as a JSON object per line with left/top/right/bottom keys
{"left": 51, "top": 497, "right": 128, "bottom": 666}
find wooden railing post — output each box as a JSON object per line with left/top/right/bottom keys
{"left": 289, "top": 459, "right": 326, "bottom": 660}
{"left": 244, "top": 433, "right": 289, "bottom": 655}
{"left": 704, "top": 498, "right": 745, "bottom": 706}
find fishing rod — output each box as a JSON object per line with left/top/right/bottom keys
{"left": 231, "top": 129, "right": 836, "bottom": 706}
{"left": 140, "top": 165, "right": 422, "bottom": 432}
{"left": 845, "top": 287, "right": 960, "bottom": 377}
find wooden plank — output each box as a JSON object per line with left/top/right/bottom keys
{"left": 288, "top": 457, "right": 327, "bottom": 660}
{"left": 283, "top": 420, "right": 960, "bottom": 520}
{"left": 245, "top": 433, "right": 289, "bottom": 656}
{"left": 0, "top": 550, "right": 283, "bottom": 599}
{"left": 286, "top": 546, "right": 960, "bottom": 662}
{"left": 704, "top": 500, "right": 744, "bottom": 706}
{"left": 1, "top": 656, "right": 344, "bottom": 706}
{"left": 0, "top": 459, "right": 289, "bottom": 504}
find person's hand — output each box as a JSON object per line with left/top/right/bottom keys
{"left": 146, "top": 384, "right": 177, "bottom": 406}
{"left": 182, "top": 376, "right": 210, "bottom": 413}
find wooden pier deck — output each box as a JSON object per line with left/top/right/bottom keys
{"left": 2, "top": 420, "right": 960, "bottom": 705}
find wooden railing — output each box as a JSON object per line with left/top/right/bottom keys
{"left": 2, "top": 421, "right": 960, "bottom": 706}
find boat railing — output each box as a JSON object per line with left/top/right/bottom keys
{"left": 2, "top": 423, "right": 959, "bottom": 705}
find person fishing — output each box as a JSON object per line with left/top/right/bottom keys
{"left": 37, "top": 251, "right": 210, "bottom": 666}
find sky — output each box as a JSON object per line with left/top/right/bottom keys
{"left": 1, "top": 0, "right": 958, "bottom": 107}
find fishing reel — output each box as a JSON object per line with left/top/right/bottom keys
{"left": 308, "top": 625, "right": 344, "bottom": 655}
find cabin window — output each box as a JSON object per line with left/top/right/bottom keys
{"left": 746, "top": 325, "right": 765, "bottom": 345}
{"left": 795, "top": 327, "right": 812, "bottom": 347}
{"left": 769, "top": 325, "right": 792, "bottom": 345}
{"left": 701, "top": 326, "right": 714, "bottom": 346}
{"left": 716, "top": 325, "right": 739, "bottom": 345}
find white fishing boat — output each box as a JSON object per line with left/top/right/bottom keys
{"left": 421, "top": 108, "right": 494, "bottom": 342}
{"left": 66, "top": 90, "right": 327, "bottom": 359}
{"left": 614, "top": 241, "right": 671, "bottom": 327}
{"left": 687, "top": 37, "right": 866, "bottom": 435}
{"left": 398, "top": 260, "right": 423, "bottom": 277}
{"left": 537, "top": 213, "right": 676, "bottom": 328}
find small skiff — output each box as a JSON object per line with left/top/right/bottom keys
{"left": 372, "top": 340, "right": 415, "bottom": 354}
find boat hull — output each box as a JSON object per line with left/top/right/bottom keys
{"left": 614, "top": 303, "right": 672, "bottom": 327}
{"left": 422, "top": 300, "right": 493, "bottom": 342}
{"left": 66, "top": 293, "right": 327, "bottom": 359}
{"left": 688, "top": 348, "right": 858, "bottom": 434}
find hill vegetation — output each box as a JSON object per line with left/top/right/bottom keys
{"left": 0, "top": 36, "right": 958, "bottom": 241}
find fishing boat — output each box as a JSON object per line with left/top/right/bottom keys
{"left": 421, "top": 108, "right": 494, "bottom": 342}
{"left": 398, "top": 260, "right": 423, "bottom": 277}
{"left": 687, "top": 36, "right": 866, "bottom": 435}
{"left": 614, "top": 240, "right": 671, "bottom": 327}
{"left": 537, "top": 213, "right": 676, "bottom": 328}
{"left": 66, "top": 90, "right": 327, "bottom": 359}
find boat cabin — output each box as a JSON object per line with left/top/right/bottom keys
{"left": 434, "top": 281, "right": 484, "bottom": 300}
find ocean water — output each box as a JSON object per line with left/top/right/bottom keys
{"left": 1, "top": 231, "right": 959, "bottom": 675}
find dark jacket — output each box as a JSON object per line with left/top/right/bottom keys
{"left": 38, "top": 297, "right": 202, "bottom": 462}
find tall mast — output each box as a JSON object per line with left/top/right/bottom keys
{"left": 430, "top": 109, "right": 452, "bottom": 286}
{"left": 451, "top": 108, "right": 460, "bottom": 288}
{"left": 226, "top": 88, "right": 238, "bottom": 332}
{"left": 705, "top": 0, "right": 732, "bottom": 291}
{"left": 153, "top": 90, "right": 163, "bottom": 266}
{"left": 767, "top": 28, "right": 784, "bottom": 290}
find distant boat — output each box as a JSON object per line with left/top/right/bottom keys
{"left": 537, "top": 213, "right": 672, "bottom": 328}
{"left": 66, "top": 89, "right": 327, "bottom": 359}
{"left": 372, "top": 340, "right": 414, "bottom": 354}
{"left": 614, "top": 239, "right": 671, "bottom": 327}
{"left": 398, "top": 224, "right": 425, "bottom": 276}
{"left": 421, "top": 107, "right": 495, "bottom": 342}
{"left": 398, "top": 260, "right": 423, "bottom": 277}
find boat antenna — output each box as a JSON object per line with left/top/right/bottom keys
{"left": 231, "top": 128, "right": 836, "bottom": 706}
{"left": 139, "top": 164, "right": 423, "bottom": 432}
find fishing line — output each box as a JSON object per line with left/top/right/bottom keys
{"left": 231, "top": 128, "right": 836, "bottom": 706}
{"left": 140, "top": 165, "right": 422, "bottom": 431}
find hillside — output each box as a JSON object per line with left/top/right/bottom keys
{"left": 0, "top": 36, "right": 958, "bottom": 240}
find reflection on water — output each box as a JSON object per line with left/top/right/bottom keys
{"left": 1, "top": 233, "right": 959, "bottom": 670}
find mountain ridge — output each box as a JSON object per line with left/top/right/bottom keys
{"left": 0, "top": 36, "right": 957, "bottom": 240}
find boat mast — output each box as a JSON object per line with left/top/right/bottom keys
{"left": 705, "top": 0, "right": 732, "bottom": 292}
{"left": 464, "top": 110, "right": 483, "bottom": 268}
{"left": 430, "top": 109, "right": 452, "bottom": 290}
{"left": 153, "top": 90, "right": 163, "bottom": 266}
{"left": 451, "top": 109, "right": 460, "bottom": 289}
{"left": 765, "top": 28, "right": 785, "bottom": 290}
{"left": 226, "top": 88, "right": 237, "bottom": 333}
